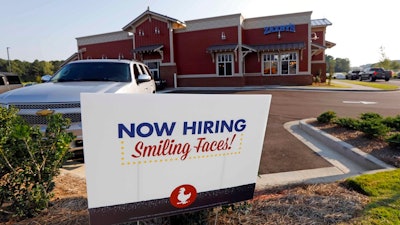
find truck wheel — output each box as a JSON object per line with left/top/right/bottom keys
{"left": 359, "top": 76, "right": 363, "bottom": 81}
{"left": 369, "top": 76, "right": 374, "bottom": 82}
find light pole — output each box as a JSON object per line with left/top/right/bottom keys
{"left": 6, "top": 47, "right": 12, "bottom": 73}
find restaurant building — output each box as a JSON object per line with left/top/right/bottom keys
{"left": 75, "top": 9, "right": 334, "bottom": 87}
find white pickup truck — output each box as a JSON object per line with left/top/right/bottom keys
{"left": 0, "top": 72, "right": 23, "bottom": 94}
{"left": 0, "top": 59, "right": 156, "bottom": 156}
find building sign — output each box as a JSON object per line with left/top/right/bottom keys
{"left": 81, "top": 93, "right": 271, "bottom": 225}
{"left": 264, "top": 23, "right": 295, "bottom": 35}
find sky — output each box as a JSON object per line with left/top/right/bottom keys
{"left": 0, "top": 0, "right": 398, "bottom": 67}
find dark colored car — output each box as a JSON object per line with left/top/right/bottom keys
{"left": 359, "top": 67, "right": 390, "bottom": 81}
{"left": 346, "top": 70, "right": 361, "bottom": 80}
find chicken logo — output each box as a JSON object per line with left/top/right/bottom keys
{"left": 170, "top": 184, "right": 197, "bottom": 208}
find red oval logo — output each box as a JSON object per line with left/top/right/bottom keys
{"left": 170, "top": 184, "right": 197, "bottom": 208}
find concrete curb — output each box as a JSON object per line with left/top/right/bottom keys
{"left": 255, "top": 119, "right": 396, "bottom": 190}
{"left": 299, "top": 118, "right": 395, "bottom": 170}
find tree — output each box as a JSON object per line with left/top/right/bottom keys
{"left": 334, "top": 58, "right": 350, "bottom": 72}
{"left": 0, "top": 58, "right": 64, "bottom": 82}
{"left": 374, "top": 46, "right": 391, "bottom": 69}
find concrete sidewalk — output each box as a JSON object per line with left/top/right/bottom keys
{"left": 255, "top": 119, "right": 395, "bottom": 190}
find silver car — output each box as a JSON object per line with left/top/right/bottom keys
{"left": 0, "top": 59, "right": 156, "bottom": 155}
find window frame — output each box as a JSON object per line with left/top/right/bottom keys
{"left": 216, "top": 53, "right": 234, "bottom": 76}
{"left": 262, "top": 52, "right": 298, "bottom": 75}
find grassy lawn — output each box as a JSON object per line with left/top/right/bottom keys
{"left": 346, "top": 169, "right": 400, "bottom": 224}
{"left": 337, "top": 80, "right": 399, "bottom": 90}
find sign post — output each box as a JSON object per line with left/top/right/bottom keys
{"left": 81, "top": 93, "right": 271, "bottom": 224}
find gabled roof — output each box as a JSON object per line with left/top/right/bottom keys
{"left": 122, "top": 8, "right": 185, "bottom": 31}
{"left": 311, "top": 18, "right": 332, "bottom": 27}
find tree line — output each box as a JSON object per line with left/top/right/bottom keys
{"left": 326, "top": 47, "right": 400, "bottom": 74}
{"left": 0, "top": 58, "right": 64, "bottom": 83}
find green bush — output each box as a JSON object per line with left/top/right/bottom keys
{"left": 383, "top": 115, "right": 400, "bottom": 131}
{"left": 0, "top": 107, "right": 74, "bottom": 219}
{"left": 334, "top": 117, "right": 360, "bottom": 130}
{"left": 357, "top": 119, "right": 390, "bottom": 138}
{"left": 317, "top": 111, "right": 337, "bottom": 123}
{"left": 386, "top": 133, "right": 400, "bottom": 149}
{"left": 359, "top": 112, "right": 383, "bottom": 121}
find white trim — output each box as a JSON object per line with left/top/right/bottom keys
{"left": 307, "top": 20, "right": 312, "bottom": 74}
{"left": 261, "top": 52, "right": 299, "bottom": 75}
{"left": 160, "top": 62, "right": 176, "bottom": 66}
{"left": 216, "top": 53, "right": 235, "bottom": 76}
{"left": 238, "top": 24, "right": 243, "bottom": 76}
{"left": 169, "top": 22, "right": 174, "bottom": 63}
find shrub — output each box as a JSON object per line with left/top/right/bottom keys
{"left": 386, "top": 133, "right": 400, "bottom": 149}
{"left": 317, "top": 111, "right": 337, "bottom": 123}
{"left": 0, "top": 107, "right": 74, "bottom": 219}
{"left": 334, "top": 117, "right": 360, "bottom": 130}
{"left": 357, "top": 119, "right": 390, "bottom": 138}
{"left": 382, "top": 115, "right": 400, "bottom": 131}
{"left": 359, "top": 112, "right": 383, "bottom": 121}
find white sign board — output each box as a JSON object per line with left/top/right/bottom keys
{"left": 81, "top": 93, "right": 271, "bottom": 224}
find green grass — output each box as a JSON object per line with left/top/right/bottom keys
{"left": 346, "top": 169, "right": 400, "bottom": 224}
{"left": 339, "top": 80, "right": 399, "bottom": 90}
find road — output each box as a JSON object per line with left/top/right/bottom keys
{"left": 250, "top": 89, "right": 399, "bottom": 173}
{"left": 64, "top": 87, "right": 400, "bottom": 176}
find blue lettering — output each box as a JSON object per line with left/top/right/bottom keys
{"left": 118, "top": 122, "right": 176, "bottom": 138}
{"left": 220, "top": 120, "right": 234, "bottom": 133}
{"left": 264, "top": 23, "right": 295, "bottom": 35}
{"left": 183, "top": 119, "right": 247, "bottom": 135}
{"left": 183, "top": 121, "right": 196, "bottom": 135}
{"left": 154, "top": 122, "right": 176, "bottom": 136}
{"left": 204, "top": 121, "right": 214, "bottom": 134}
{"left": 235, "top": 119, "right": 246, "bottom": 132}
{"left": 118, "top": 123, "right": 135, "bottom": 138}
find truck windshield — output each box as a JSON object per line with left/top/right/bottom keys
{"left": 52, "top": 62, "right": 131, "bottom": 82}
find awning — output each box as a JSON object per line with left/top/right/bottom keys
{"left": 206, "top": 44, "right": 238, "bottom": 53}
{"left": 252, "top": 42, "right": 305, "bottom": 52}
{"left": 206, "top": 44, "right": 256, "bottom": 62}
{"left": 133, "top": 44, "right": 164, "bottom": 53}
{"left": 311, "top": 43, "right": 326, "bottom": 56}
{"left": 325, "top": 40, "right": 336, "bottom": 48}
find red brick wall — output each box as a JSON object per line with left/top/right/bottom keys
{"left": 311, "top": 31, "right": 325, "bottom": 61}
{"left": 311, "top": 62, "right": 327, "bottom": 82}
{"left": 243, "top": 24, "right": 309, "bottom": 73}
{"left": 178, "top": 76, "right": 245, "bottom": 87}
{"left": 135, "top": 18, "right": 171, "bottom": 63}
{"left": 80, "top": 39, "right": 132, "bottom": 59}
{"left": 160, "top": 65, "right": 177, "bottom": 87}
{"left": 174, "top": 27, "right": 238, "bottom": 75}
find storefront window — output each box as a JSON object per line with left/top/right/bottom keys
{"left": 263, "top": 52, "right": 297, "bottom": 75}
{"left": 263, "top": 54, "right": 278, "bottom": 75}
{"left": 145, "top": 61, "right": 160, "bottom": 80}
{"left": 217, "top": 54, "right": 233, "bottom": 76}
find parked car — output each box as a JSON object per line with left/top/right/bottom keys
{"left": 359, "top": 67, "right": 390, "bottom": 81}
{"left": 346, "top": 70, "right": 361, "bottom": 80}
{"left": 0, "top": 72, "right": 23, "bottom": 94}
{"left": 0, "top": 59, "right": 156, "bottom": 156}
{"left": 333, "top": 72, "right": 346, "bottom": 79}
